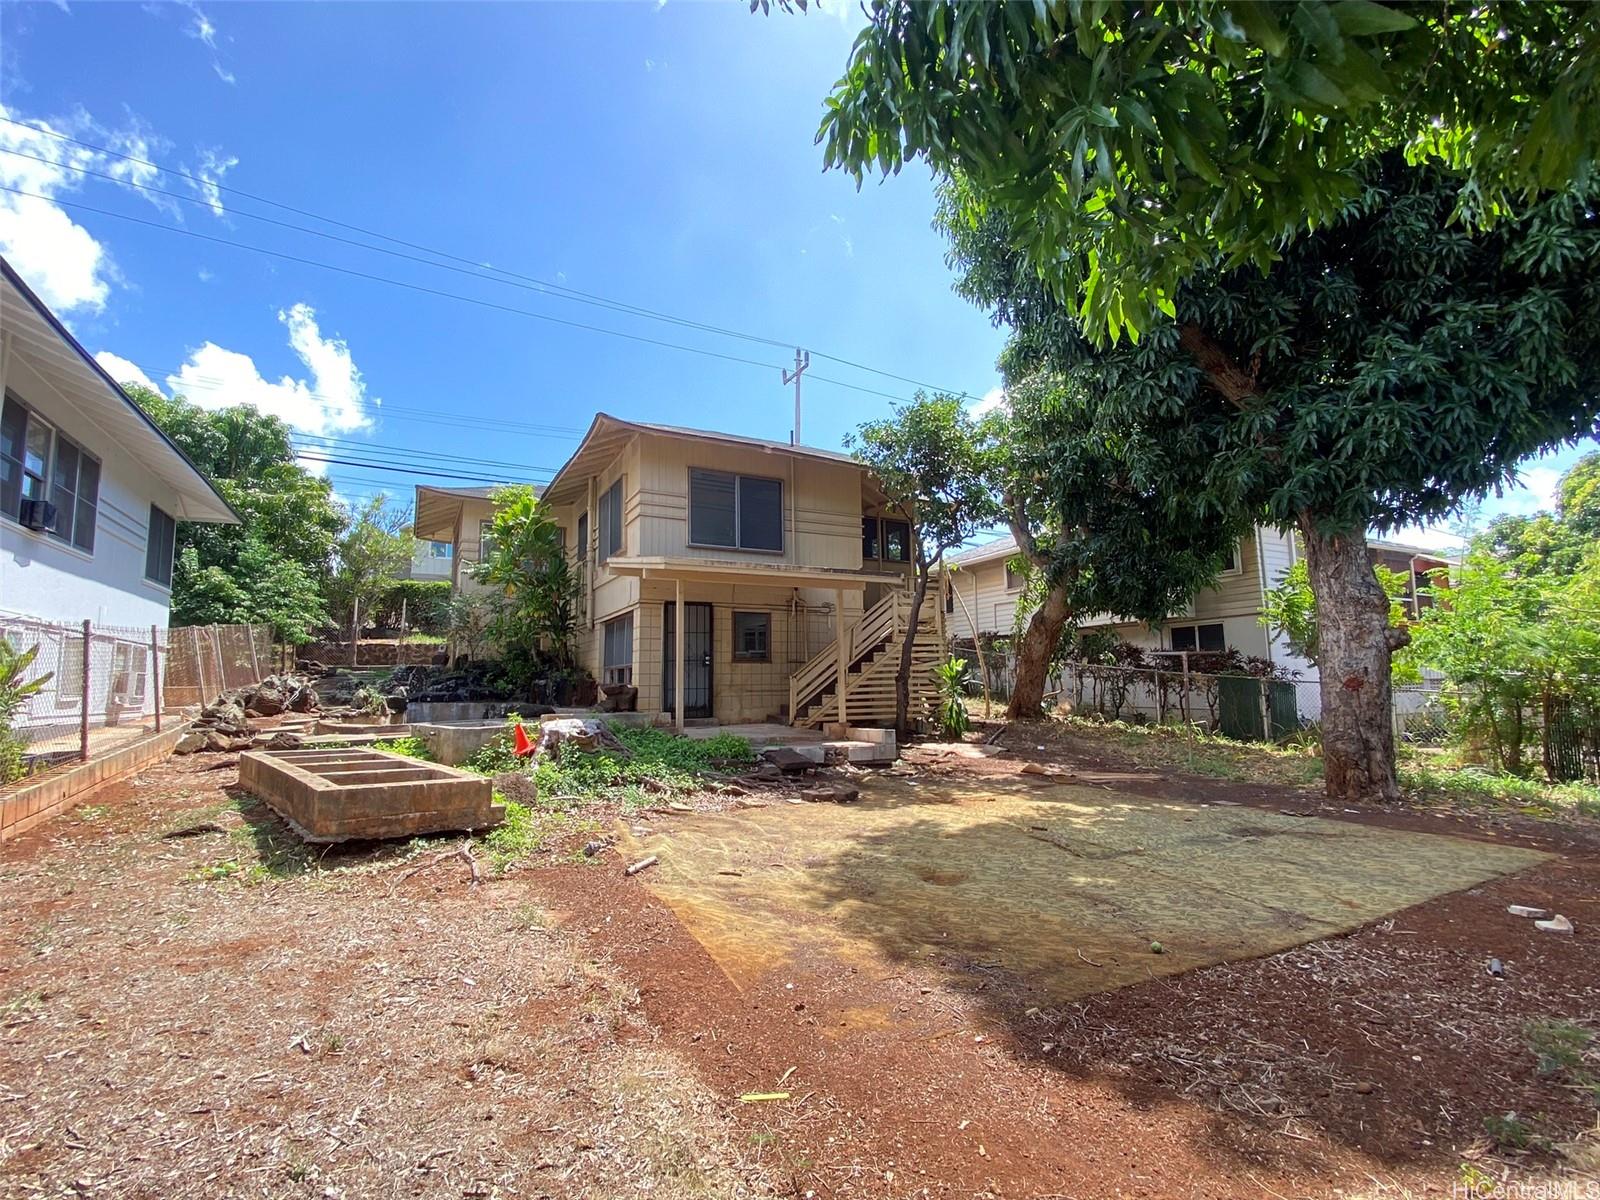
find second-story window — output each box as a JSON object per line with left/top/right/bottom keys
{"left": 861, "top": 516, "right": 880, "bottom": 560}
{"left": 881, "top": 519, "right": 910, "bottom": 563}
{"left": 597, "top": 478, "right": 623, "bottom": 562}
{"left": 689, "top": 468, "right": 782, "bottom": 552}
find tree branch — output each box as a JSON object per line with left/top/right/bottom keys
{"left": 1178, "top": 324, "right": 1259, "bottom": 409}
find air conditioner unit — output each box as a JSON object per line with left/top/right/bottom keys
{"left": 19, "top": 499, "right": 57, "bottom": 533}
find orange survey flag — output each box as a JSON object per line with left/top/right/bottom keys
{"left": 513, "top": 722, "right": 536, "bottom": 758}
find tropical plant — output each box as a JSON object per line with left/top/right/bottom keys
{"left": 981, "top": 373, "right": 1250, "bottom": 719}
{"left": 1410, "top": 547, "right": 1600, "bottom": 780}
{"left": 470, "top": 486, "right": 581, "bottom": 691}
{"left": 933, "top": 658, "right": 971, "bottom": 739}
{"left": 0, "top": 640, "right": 52, "bottom": 785}
{"left": 443, "top": 593, "right": 494, "bottom": 663}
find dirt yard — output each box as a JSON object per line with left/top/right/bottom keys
{"left": 1, "top": 728, "right": 1597, "bottom": 1198}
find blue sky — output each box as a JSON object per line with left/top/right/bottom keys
{"left": 0, "top": 0, "right": 1589, "bottom": 552}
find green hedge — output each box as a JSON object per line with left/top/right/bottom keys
{"left": 372, "top": 579, "right": 453, "bottom": 634}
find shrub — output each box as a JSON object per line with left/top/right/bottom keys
{"left": 372, "top": 579, "right": 453, "bottom": 635}
{"left": 0, "top": 640, "right": 51, "bottom": 785}
{"left": 372, "top": 736, "right": 434, "bottom": 761}
{"left": 934, "top": 658, "right": 971, "bottom": 738}
{"left": 463, "top": 719, "right": 752, "bottom": 807}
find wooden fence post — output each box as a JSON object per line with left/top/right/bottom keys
{"left": 151, "top": 624, "right": 161, "bottom": 733}
{"left": 79, "top": 619, "right": 91, "bottom": 762}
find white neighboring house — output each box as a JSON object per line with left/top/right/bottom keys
{"left": 944, "top": 526, "right": 1456, "bottom": 677}
{"left": 1, "top": 257, "right": 236, "bottom": 733}
{"left": 943, "top": 527, "right": 1313, "bottom": 673}
{"left": 405, "top": 538, "right": 454, "bottom": 581}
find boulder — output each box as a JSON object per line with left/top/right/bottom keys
{"left": 174, "top": 730, "right": 208, "bottom": 755}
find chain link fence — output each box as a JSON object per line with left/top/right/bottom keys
{"left": 163, "top": 623, "right": 276, "bottom": 708}
{"left": 951, "top": 644, "right": 1458, "bottom": 747}
{"left": 1, "top": 615, "right": 272, "bottom": 783}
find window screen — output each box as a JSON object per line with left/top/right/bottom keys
{"left": 689, "top": 469, "right": 782, "bottom": 552}
{"left": 733, "top": 611, "right": 770, "bottom": 661}
{"left": 146, "top": 505, "right": 177, "bottom": 587}
{"left": 603, "top": 612, "right": 634, "bottom": 684}
{"left": 861, "top": 516, "right": 879, "bottom": 560}
{"left": 597, "top": 479, "right": 623, "bottom": 562}
{"left": 1004, "top": 562, "right": 1025, "bottom": 590}
{"left": 688, "top": 469, "right": 736, "bottom": 547}
{"left": 738, "top": 477, "right": 783, "bottom": 552}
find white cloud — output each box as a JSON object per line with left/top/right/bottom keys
{"left": 172, "top": 1, "right": 236, "bottom": 84}
{"left": 187, "top": 147, "right": 236, "bottom": 216}
{"left": 165, "top": 304, "right": 374, "bottom": 439}
{"left": 970, "top": 386, "right": 1007, "bottom": 417}
{"left": 0, "top": 102, "right": 232, "bottom": 314}
{"left": 93, "top": 351, "right": 158, "bottom": 394}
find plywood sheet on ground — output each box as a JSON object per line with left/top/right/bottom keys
{"left": 618, "top": 777, "right": 1549, "bottom": 999}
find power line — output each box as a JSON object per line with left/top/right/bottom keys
{"left": 291, "top": 432, "right": 559, "bottom": 474}
{"left": 1, "top": 184, "right": 931, "bottom": 400}
{"left": 292, "top": 452, "right": 544, "bottom": 484}
{"left": 136, "top": 365, "right": 584, "bottom": 439}
{"left": 0, "top": 117, "right": 974, "bottom": 398}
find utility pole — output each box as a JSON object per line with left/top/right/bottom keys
{"left": 783, "top": 348, "right": 810, "bottom": 445}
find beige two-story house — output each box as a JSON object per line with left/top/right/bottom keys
{"left": 419, "top": 415, "right": 938, "bottom": 730}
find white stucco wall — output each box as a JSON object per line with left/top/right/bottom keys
{"left": 2, "top": 352, "right": 180, "bottom": 631}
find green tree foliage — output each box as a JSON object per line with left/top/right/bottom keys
{"left": 1260, "top": 558, "right": 1419, "bottom": 681}
{"left": 125, "top": 384, "right": 341, "bottom": 641}
{"left": 984, "top": 372, "right": 1251, "bottom": 717}
{"left": 1477, "top": 451, "right": 1600, "bottom": 575}
{"left": 951, "top": 159, "right": 1599, "bottom": 800}
{"left": 371, "top": 579, "right": 454, "bottom": 635}
{"left": 1411, "top": 548, "right": 1600, "bottom": 780}
{"left": 848, "top": 394, "right": 998, "bottom": 733}
{"left": 172, "top": 538, "right": 326, "bottom": 644}
{"left": 328, "top": 497, "right": 414, "bottom": 636}
{"left": 820, "top": 0, "right": 1600, "bottom": 340}
{"left": 469, "top": 486, "right": 581, "bottom": 688}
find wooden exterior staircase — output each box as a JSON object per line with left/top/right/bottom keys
{"left": 788, "top": 587, "right": 945, "bottom": 728}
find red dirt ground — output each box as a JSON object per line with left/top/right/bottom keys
{"left": 1, "top": 731, "right": 1596, "bottom": 1198}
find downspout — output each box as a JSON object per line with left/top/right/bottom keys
{"left": 1255, "top": 526, "right": 1273, "bottom": 665}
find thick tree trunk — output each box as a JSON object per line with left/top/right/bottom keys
{"left": 1300, "top": 517, "right": 1409, "bottom": 803}
{"left": 896, "top": 565, "right": 934, "bottom": 736}
{"left": 1006, "top": 581, "right": 1072, "bottom": 720}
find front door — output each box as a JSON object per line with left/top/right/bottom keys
{"left": 662, "top": 601, "right": 713, "bottom": 718}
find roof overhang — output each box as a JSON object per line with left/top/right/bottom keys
{"left": 1, "top": 259, "right": 238, "bottom": 524}
{"left": 606, "top": 555, "right": 904, "bottom": 590}
{"left": 542, "top": 412, "right": 876, "bottom": 509}
{"left": 413, "top": 483, "right": 526, "bottom": 541}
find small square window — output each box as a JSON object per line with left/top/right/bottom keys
{"left": 1004, "top": 561, "right": 1025, "bottom": 591}
{"left": 733, "top": 611, "right": 770, "bottom": 662}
